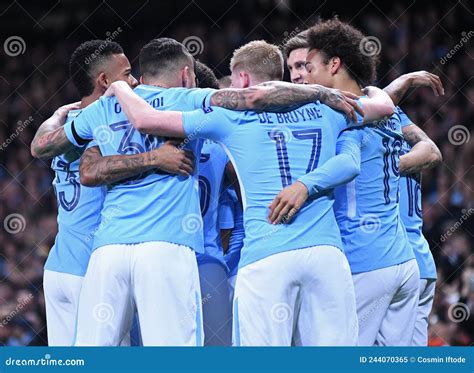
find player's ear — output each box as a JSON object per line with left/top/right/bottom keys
{"left": 182, "top": 66, "right": 191, "bottom": 88}
{"left": 97, "top": 72, "right": 108, "bottom": 93}
{"left": 330, "top": 56, "right": 342, "bottom": 75}
{"left": 139, "top": 75, "right": 144, "bottom": 84}
{"left": 239, "top": 71, "right": 250, "bottom": 88}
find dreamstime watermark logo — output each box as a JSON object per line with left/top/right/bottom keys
{"left": 4, "top": 36, "right": 26, "bottom": 57}
{"left": 84, "top": 28, "right": 123, "bottom": 65}
{"left": 183, "top": 36, "right": 204, "bottom": 56}
{"left": 359, "top": 36, "right": 382, "bottom": 57}
{"left": 448, "top": 302, "right": 470, "bottom": 323}
{"left": 3, "top": 213, "right": 26, "bottom": 234}
{"left": 269, "top": 124, "right": 293, "bottom": 143}
{"left": 93, "top": 125, "right": 115, "bottom": 146}
{"left": 0, "top": 116, "right": 33, "bottom": 151}
{"left": 270, "top": 302, "right": 292, "bottom": 323}
{"left": 359, "top": 214, "right": 381, "bottom": 233}
{"left": 447, "top": 125, "right": 470, "bottom": 146}
{"left": 92, "top": 302, "right": 115, "bottom": 324}
{"left": 182, "top": 213, "right": 203, "bottom": 234}
{"left": 440, "top": 208, "right": 474, "bottom": 242}
{"left": 440, "top": 31, "right": 474, "bottom": 65}
{"left": 0, "top": 293, "right": 34, "bottom": 328}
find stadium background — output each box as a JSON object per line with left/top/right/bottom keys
{"left": 0, "top": 0, "right": 472, "bottom": 346}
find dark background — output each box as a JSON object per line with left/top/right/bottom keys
{"left": 0, "top": 0, "right": 472, "bottom": 346}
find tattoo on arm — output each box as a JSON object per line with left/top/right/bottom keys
{"left": 211, "top": 90, "right": 242, "bottom": 110}
{"left": 80, "top": 146, "right": 154, "bottom": 186}
{"left": 210, "top": 82, "right": 333, "bottom": 112}
{"left": 403, "top": 124, "right": 433, "bottom": 147}
{"left": 31, "top": 127, "right": 73, "bottom": 160}
{"left": 400, "top": 124, "right": 442, "bottom": 174}
{"left": 383, "top": 78, "right": 410, "bottom": 106}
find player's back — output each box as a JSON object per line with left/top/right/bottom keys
{"left": 334, "top": 113, "right": 414, "bottom": 273}
{"left": 70, "top": 85, "right": 215, "bottom": 253}
{"left": 201, "top": 102, "right": 349, "bottom": 268}
{"left": 45, "top": 110, "right": 105, "bottom": 277}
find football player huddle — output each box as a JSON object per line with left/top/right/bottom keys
{"left": 31, "top": 17, "right": 443, "bottom": 347}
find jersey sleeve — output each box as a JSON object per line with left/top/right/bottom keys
{"left": 185, "top": 88, "right": 217, "bottom": 108}
{"left": 395, "top": 106, "right": 414, "bottom": 128}
{"left": 64, "top": 100, "right": 105, "bottom": 147}
{"left": 182, "top": 106, "right": 241, "bottom": 142}
{"left": 297, "top": 128, "right": 362, "bottom": 197}
{"left": 320, "top": 103, "right": 357, "bottom": 134}
{"left": 85, "top": 139, "right": 99, "bottom": 150}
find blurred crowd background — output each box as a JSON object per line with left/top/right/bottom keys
{"left": 0, "top": 0, "right": 472, "bottom": 346}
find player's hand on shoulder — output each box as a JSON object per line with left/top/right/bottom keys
{"left": 150, "top": 140, "right": 195, "bottom": 177}
{"left": 268, "top": 181, "right": 309, "bottom": 225}
{"left": 103, "top": 80, "right": 128, "bottom": 97}
{"left": 320, "top": 87, "right": 364, "bottom": 123}
{"left": 55, "top": 101, "right": 81, "bottom": 122}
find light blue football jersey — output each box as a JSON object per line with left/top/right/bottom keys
{"left": 196, "top": 140, "right": 228, "bottom": 268}
{"left": 45, "top": 111, "right": 106, "bottom": 277}
{"left": 219, "top": 186, "right": 244, "bottom": 277}
{"left": 397, "top": 107, "right": 436, "bottom": 279}
{"left": 333, "top": 111, "right": 415, "bottom": 274}
{"left": 182, "top": 103, "right": 353, "bottom": 268}
{"left": 64, "top": 85, "right": 216, "bottom": 253}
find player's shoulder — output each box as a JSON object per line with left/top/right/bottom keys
{"left": 208, "top": 105, "right": 258, "bottom": 123}
{"left": 66, "top": 109, "right": 81, "bottom": 123}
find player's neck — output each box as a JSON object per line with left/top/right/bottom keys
{"left": 80, "top": 94, "right": 101, "bottom": 108}
{"left": 331, "top": 75, "right": 363, "bottom": 96}
{"left": 142, "top": 77, "right": 182, "bottom": 89}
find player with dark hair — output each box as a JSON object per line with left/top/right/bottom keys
{"left": 283, "top": 31, "right": 309, "bottom": 84}
{"left": 268, "top": 18, "right": 443, "bottom": 346}
{"left": 100, "top": 38, "right": 396, "bottom": 345}
{"left": 195, "top": 61, "right": 220, "bottom": 90}
{"left": 50, "top": 37, "right": 360, "bottom": 346}
{"left": 31, "top": 40, "right": 194, "bottom": 346}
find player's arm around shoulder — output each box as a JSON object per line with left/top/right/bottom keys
{"left": 383, "top": 71, "right": 444, "bottom": 105}
{"left": 30, "top": 102, "right": 80, "bottom": 160}
{"left": 209, "top": 81, "right": 363, "bottom": 122}
{"left": 79, "top": 141, "right": 195, "bottom": 187}
{"left": 357, "top": 86, "right": 394, "bottom": 124}
{"left": 105, "top": 81, "right": 185, "bottom": 137}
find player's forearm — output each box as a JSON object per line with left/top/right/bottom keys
{"left": 210, "top": 81, "right": 337, "bottom": 112}
{"left": 31, "top": 103, "right": 80, "bottom": 160}
{"left": 383, "top": 75, "right": 412, "bottom": 106}
{"left": 31, "top": 124, "right": 75, "bottom": 160}
{"left": 112, "top": 81, "right": 185, "bottom": 137}
{"left": 359, "top": 87, "right": 394, "bottom": 123}
{"left": 400, "top": 124, "right": 442, "bottom": 175}
{"left": 400, "top": 142, "right": 442, "bottom": 175}
{"left": 297, "top": 153, "right": 360, "bottom": 197}
{"left": 383, "top": 71, "right": 444, "bottom": 105}
{"left": 80, "top": 147, "right": 155, "bottom": 187}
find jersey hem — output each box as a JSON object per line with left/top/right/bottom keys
{"left": 349, "top": 255, "right": 416, "bottom": 274}
{"left": 93, "top": 237, "right": 204, "bottom": 254}
{"left": 238, "top": 242, "right": 343, "bottom": 269}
